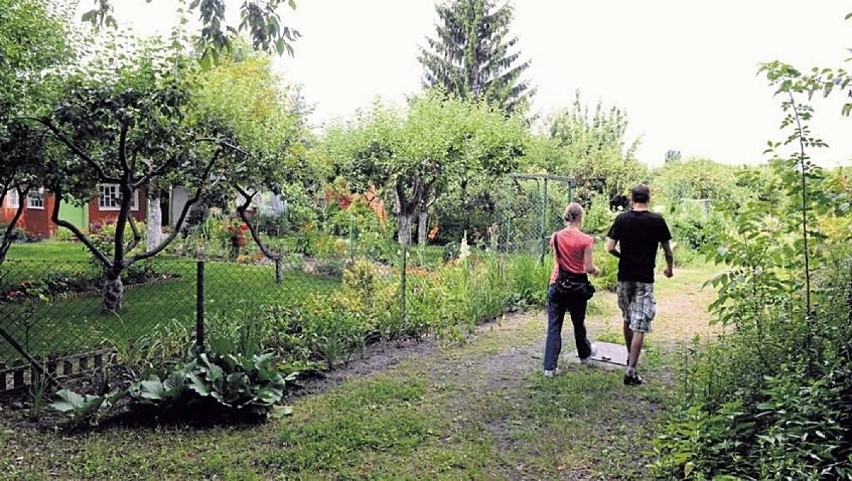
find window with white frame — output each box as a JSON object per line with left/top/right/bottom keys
{"left": 6, "top": 189, "right": 19, "bottom": 209}
{"left": 26, "top": 190, "right": 44, "bottom": 209}
{"left": 98, "top": 184, "right": 138, "bottom": 211}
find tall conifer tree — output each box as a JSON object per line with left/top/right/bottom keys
{"left": 418, "top": 0, "right": 533, "bottom": 115}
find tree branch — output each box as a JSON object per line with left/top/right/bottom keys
{"left": 193, "top": 137, "right": 252, "bottom": 157}
{"left": 125, "top": 213, "right": 143, "bottom": 254}
{"left": 235, "top": 185, "right": 281, "bottom": 261}
{"left": 118, "top": 120, "right": 130, "bottom": 174}
{"left": 51, "top": 189, "right": 113, "bottom": 269}
{"left": 0, "top": 185, "right": 30, "bottom": 267}
{"left": 21, "top": 117, "right": 121, "bottom": 183}
{"left": 128, "top": 148, "right": 224, "bottom": 265}
{"left": 133, "top": 156, "right": 176, "bottom": 190}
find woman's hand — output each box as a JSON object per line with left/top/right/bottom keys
{"left": 590, "top": 266, "right": 601, "bottom": 277}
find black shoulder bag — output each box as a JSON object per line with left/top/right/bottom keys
{"left": 552, "top": 231, "right": 596, "bottom": 300}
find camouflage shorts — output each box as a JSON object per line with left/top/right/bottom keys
{"left": 617, "top": 281, "right": 656, "bottom": 333}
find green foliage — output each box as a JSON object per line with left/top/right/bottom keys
{"left": 52, "top": 347, "right": 292, "bottom": 426}
{"left": 418, "top": 0, "right": 533, "bottom": 115}
{"left": 206, "top": 309, "right": 274, "bottom": 357}
{"left": 52, "top": 388, "right": 124, "bottom": 426}
{"left": 590, "top": 243, "right": 618, "bottom": 292}
{"left": 27, "top": 365, "right": 50, "bottom": 421}
{"left": 327, "top": 91, "right": 528, "bottom": 245}
{"left": 528, "top": 92, "right": 646, "bottom": 203}
{"left": 582, "top": 194, "right": 617, "bottom": 237}
{"left": 652, "top": 55, "right": 852, "bottom": 480}
{"left": 129, "top": 349, "right": 290, "bottom": 418}
{"left": 650, "top": 158, "right": 746, "bottom": 207}
{"left": 0, "top": 0, "right": 72, "bottom": 264}
{"left": 83, "top": 0, "right": 300, "bottom": 58}
{"left": 665, "top": 202, "right": 729, "bottom": 266}
{"left": 504, "top": 254, "right": 551, "bottom": 308}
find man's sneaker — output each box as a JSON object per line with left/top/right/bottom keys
{"left": 623, "top": 372, "right": 643, "bottom": 386}
{"left": 543, "top": 369, "right": 556, "bottom": 378}
{"left": 580, "top": 344, "right": 598, "bottom": 365}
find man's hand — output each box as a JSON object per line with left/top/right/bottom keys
{"left": 663, "top": 267, "right": 673, "bottom": 278}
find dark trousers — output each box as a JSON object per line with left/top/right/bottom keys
{"left": 543, "top": 283, "right": 592, "bottom": 370}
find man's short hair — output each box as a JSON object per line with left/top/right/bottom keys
{"left": 631, "top": 184, "right": 650, "bottom": 204}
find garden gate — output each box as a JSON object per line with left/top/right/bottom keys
{"left": 497, "top": 173, "right": 576, "bottom": 261}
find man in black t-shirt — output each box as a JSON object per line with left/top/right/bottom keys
{"left": 605, "top": 184, "right": 673, "bottom": 386}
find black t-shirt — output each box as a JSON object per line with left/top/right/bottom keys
{"left": 606, "top": 210, "right": 672, "bottom": 283}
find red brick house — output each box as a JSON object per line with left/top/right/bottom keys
{"left": 1, "top": 185, "right": 147, "bottom": 238}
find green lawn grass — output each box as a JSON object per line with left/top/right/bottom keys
{"left": 5, "top": 240, "right": 91, "bottom": 262}
{"left": 0, "top": 242, "right": 340, "bottom": 363}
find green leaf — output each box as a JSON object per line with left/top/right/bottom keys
{"left": 137, "top": 378, "right": 166, "bottom": 401}
{"left": 51, "top": 389, "right": 86, "bottom": 413}
{"left": 187, "top": 371, "right": 211, "bottom": 397}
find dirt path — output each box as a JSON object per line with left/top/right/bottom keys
{"left": 280, "top": 264, "right": 718, "bottom": 479}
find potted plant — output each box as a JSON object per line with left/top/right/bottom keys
{"left": 227, "top": 217, "right": 249, "bottom": 248}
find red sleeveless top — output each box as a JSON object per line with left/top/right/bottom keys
{"left": 549, "top": 228, "right": 594, "bottom": 283}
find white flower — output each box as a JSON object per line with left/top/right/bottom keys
{"left": 459, "top": 230, "right": 470, "bottom": 261}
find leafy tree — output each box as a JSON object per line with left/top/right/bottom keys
{"left": 328, "top": 92, "right": 527, "bottom": 245}
{"left": 650, "top": 157, "right": 746, "bottom": 206}
{"left": 27, "top": 36, "right": 237, "bottom": 311}
{"left": 418, "top": 0, "right": 533, "bottom": 115}
{"left": 82, "top": 0, "right": 300, "bottom": 59}
{"left": 664, "top": 149, "right": 682, "bottom": 163}
{"left": 0, "top": 0, "right": 72, "bottom": 266}
{"left": 193, "top": 53, "right": 311, "bottom": 281}
{"left": 530, "top": 92, "right": 644, "bottom": 204}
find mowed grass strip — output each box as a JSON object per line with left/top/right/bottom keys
{"left": 0, "top": 242, "right": 340, "bottom": 363}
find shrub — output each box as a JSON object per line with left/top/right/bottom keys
{"left": 52, "top": 347, "right": 292, "bottom": 426}
{"left": 127, "top": 349, "right": 290, "bottom": 419}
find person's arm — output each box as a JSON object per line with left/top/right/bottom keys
{"left": 605, "top": 237, "right": 620, "bottom": 258}
{"left": 661, "top": 240, "right": 674, "bottom": 278}
{"left": 584, "top": 241, "right": 599, "bottom": 276}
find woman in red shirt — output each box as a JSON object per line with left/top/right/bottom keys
{"left": 543, "top": 202, "right": 600, "bottom": 377}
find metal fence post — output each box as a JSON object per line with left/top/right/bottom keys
{"left": 349, "top": 214, "right": 355, "bottom": 262}
{"left": 196, "top": 260, "right": 205, "bottom": 350}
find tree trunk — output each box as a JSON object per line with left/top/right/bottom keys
{"left": 417, "top": 206, "right": 429, "bottom": 246}
{"left": 397, "top": 213, "right": 413, "bottom": 246}
{"left": 275, "top": 257, "right": 283, "bottom": 284}
{"left": 101, "top": 274, "right": 124, "bottom": 312}
{"left": 146, "top": 193, "right": 162, "bottom": 252}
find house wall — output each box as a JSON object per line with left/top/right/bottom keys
{"left": 169, "top": 187, "right": 189, "bottom": 226}
{"left": 1, "top": 193, "right": 54, "bottom": 238}
{"left": 58, "top": 202, "right": 88, "bottom": 231}
{"left": 3, "top": 187, "right": 150, "bottom": 238}
{"left": 88, "top": 187, "right": 148, "bottom": 228}
{"left": 27, "top": 194, "right": 57, "bottom": 238}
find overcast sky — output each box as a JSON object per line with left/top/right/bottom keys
{"left": 94, "top": 0, "right": 851, "bottom": 167}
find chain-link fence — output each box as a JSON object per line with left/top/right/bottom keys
{"left": 497, "top": 174, "right": 575, "bottom": 259}
{"left": 0, "top": 173, "right": 572, "bottom": 394}
{"left": 0, "top": 257, "right": 338, "bottom": 392}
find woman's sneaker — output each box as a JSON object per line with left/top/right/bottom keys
{"left": 580, "top": 344, "right": 598, "bottom": 365}
{"left": 623, "top": 372, "right": 643, "bottom": 386}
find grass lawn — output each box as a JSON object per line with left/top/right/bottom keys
{"left": 0, "top": 241, "right": 340, "bottom": 364}
{"left": 4, "top": 241, "right": 91, "bottom": 262}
